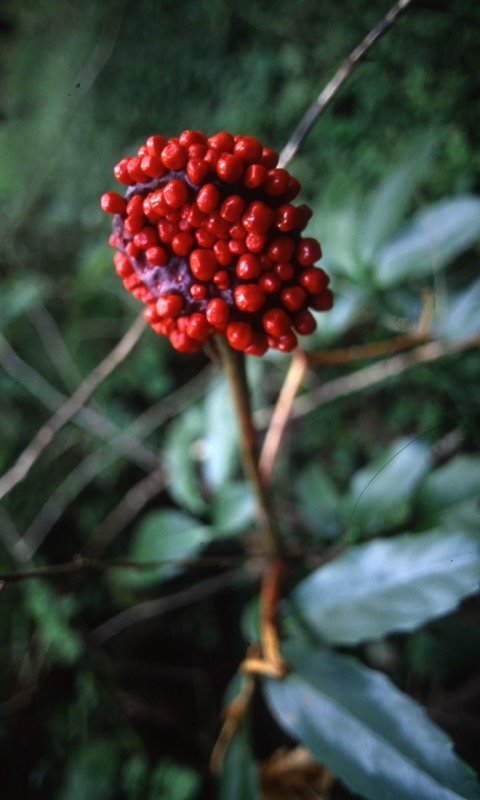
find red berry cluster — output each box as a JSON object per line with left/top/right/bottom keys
{"left": 101, "top": 130, "right": 332, "bottom": 355}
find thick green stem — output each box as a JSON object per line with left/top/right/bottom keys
{"left": 215, "top": 337, "right": 282, "bottom": 558}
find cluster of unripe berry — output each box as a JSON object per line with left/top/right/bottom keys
{"left": 101, "top": 130, "right": 332, "bottom": 355}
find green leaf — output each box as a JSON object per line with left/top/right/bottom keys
{"left": 24, "top": 580, "right": 83, "bottom": 664}
{"left": 149, "top": 759, "right": 200, "bottom": 800}
{"left": 217, "top": 724, "right": 260, "bottom": 800}
{"left": 203, "top": 376, "right": 239, "bottom": 492}
{"left": 164, "top": 405, "right": 208, "bottom": 515}
{"left": 212, "top": 481, "right": 255, "bottom": 534}
{"left": 436, "top": 279, "right": 480, "bottom": 339}
{"left": 295, "top": 463, "right": 342, "bottom": 541}
{"left": 264, "top": 642, "right": 480, "bottom": 800}
{"left": 346, "top": 437, "right": 431, "bottom": 538}
{"left": 292, "top": 529, "right": 480, "bottom": 645}
{"left": 357, "top": 140, "right": 436, "bottom": 264}
{"left": 123, "top": 509, "right": 213, "bottom": 588}
{"left": 375, "top": 196, "right": 480, "bottom": 288}
{"left": 415, "top": 455, "right": 480, "bottom": 524}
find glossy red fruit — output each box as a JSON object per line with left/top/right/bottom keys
{"left": 103, "top": 130, "right": 330, "bottom": 355}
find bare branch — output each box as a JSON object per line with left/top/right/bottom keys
{"left": 0, "top": 314, "right": 147, "bottom": 502}
{"left": 279, "top": 0, "right": 415, "bottom": 168}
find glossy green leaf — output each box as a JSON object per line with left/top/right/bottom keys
{"left": 217, "top": 723, "right": 260, "bottom": 800}
{"left": 358, "top": 140, "right": 435, "bottom": 264}
{"left": 295, "top": 463, "right": 342, "bottom": 540}
{"left": 123, "top": 509, "right": 213, "bottom": 587}
{"left": 203, "top": 377, "right": 239, "bottom": 492}
{"left": 163, "top": 405, "right": 208, "bottom": 515}
{"left": 375, "top": 196, "right": 480, "bottom": 287}
{"left": 436, "top": 279, "right": 480, "bottom": 339}
{"left": 416, "top": 455, "right": 480, "bottom": 519}
{"left": 212, "top": 481, "right": 255, "bottom": 534}
{"left": 346, "top": 437, "right": 431, "bottom": 538}
{"left": 265, "top": 642, "right": 480, "bottom": 800}
{"left": 59, "top": 740, "right": 117, "bottom": 800}
{"left": 292, "top": 529, "right": 480, "bottom": 645}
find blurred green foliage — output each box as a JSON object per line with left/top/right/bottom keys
{"left": 1, "top": 1, "right": 480, "bottom": 798}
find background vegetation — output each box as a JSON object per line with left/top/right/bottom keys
{"left": 1, "top": 1, "right": 479, "bottom": 798}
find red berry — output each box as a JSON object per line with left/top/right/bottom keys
{"left": 156, "top": 293, "right": 184, "bottom": 318}
{"left": 187, "top": 312, "right": 210, "bottom": 342}
{"left": 264, "top": 168, "right": 290, "bottom": 196}
{"left": 220, "top": 195, "right": 245, "bottom": 222}
{"left": 206, "top": 297, "right": 230, "bottom": 328}
{"left": 190, "top": 283, "right": 207, "bottom": 300}
{"left": 263, "top": 307, "right": 292, "bottom": 337}
{"left": 179, "top": 130, "right": 207, "bottom": 147}
{"left": 227, "top": 322, "right": 253, "bottom": 351}
{"left": 161, "top": 142, "right": 188, "bottom": 170}
{"left": 146, "top": 246, "right": 168, "bottom": 266}
{"left": 186, "top": 157, "right": 209, "bottom": 185}
{"left": 297, "top": 238, "right": 322, "bottom": 266}
{"left": 242, "top": 201, "right": 275, "bottom": 234}
{"left": 163, "top": 179, "right": 189, "bottom": 208}
{"left": 140, "top": 155, "right": 166, "bottom": 178}
{"left": 245, "top": 233, "right": 267, "bottom": 253}
{"left": 213, "top": 240, "right": 234, "bottom": 266}
{"left": 275, "top": 262, "right": 295, "bottom": 282}
{"left": 113, "top": 158, "right": 134, "bottom": 185}
{"left": 233, "top": 136, "right": 263, "bottom": 163}
{"left": 259, "top": 147, "right": 279, "bottom": 169}
{"left": 196, "top": 183, "right": 220, "bottom": 213}
{"left": 267, "top": 236, "right": 295, "bottom": 263}
{"left": 275, "top": 204, "right": 299, "bottom": 232}
{"left": 146, "top": 135, "right": 168, "bottom": 157}
{"left": 100, "top": 191, "right": 127, "bottom": 215}
{"left": 234, "top": 284, "right": 266, "bottom": 312}
{"left": 311, "top": 289, "right": 334, "bottom": 311}
{"left": 171, "top": 232, "right": 194, "bottom": 256}
{"left": 208, "top": 131, "right": 235, "bottom": 152}
{"left": 134, "top": 227, "right": 158, "bottom": 249}
{"left": 127, "top": 157, "right": 147, "bottom": 183}
{"left": 281, "top": 286, "right": 307, "bottom": 312}
{"left": 243, "top": 163, "right": 268, "bottom": 189}
{"left": 216, "top": 153, "right": 244, "bottom": 183}
{"left": 236, "top": 253, "right": 262, "bottom": 280}
{"left": 294, "top": 309, "right": 317, "bottom": 335}
{"left": 190, "top": 249, "right": 217, "bottom": 280}
{"left": 299, "top": 267, "right": 329, "bottom": 294}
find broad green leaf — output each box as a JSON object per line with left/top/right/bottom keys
{"left": 164, "top": 405, "right": 208, "bottom": 514}
{"left": 375, "top": 197, "right": 480, "bottom": 288}
{"left": 265, "top": 642, "right": 480, "bottom": 800}
{"left": 212, "top": 481, "right": 255, "bottom": 534}
{"left": 203, "top": 377, "right": 239, "bottom": 492}
{"left": 436, "top": 279, "right": 480, "bottom": 339}
{"left": 295, "top": 463, "right": 342, "bottom": 540}
{"left": 345, "top": 437, "right": 431, "bottom": 538}
{"left": 217, "top": 723, "right": 260, "bottom": 800}
{"left": 357, "top": 139, "right": 436, "bottom": 264}
{"left": 123, "top": 509, "right": 213, "bottom": 588}
{"left": 292, "top": 529, "right": 480, "bottom": 645}
{"left": 307, "top": 285, "right": 368, "bottom": 344}
{"left": 415, "top": 455, "right": 480, "bottom": 525}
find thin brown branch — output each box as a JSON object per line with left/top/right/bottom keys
{"left": 215, "top": 337, "right": 282, "bottom": 558}
{"left": 88, "top": 567, "right": 255, "bottom": 645}
{"left": 279, "top": 0, "right": 415, "bottom": 167}
{"left": 259, "top": 349, "right": 308, "bottom": 483}
{"left": 0, "top": 331, "right": 158, "bottom": 471}
{"left": 0, "top": 554, "right": 251, "bottom": 586}
{"left": 292, "top": 333, "right": 480, "bottom": 419}
{"left": 0, "top": 314, "right": 147, "bottom": 502}
{"left": 86, "top": 466, "right": 166, "bottom": 556}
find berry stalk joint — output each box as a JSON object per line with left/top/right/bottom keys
{"left": 101, "top": 131, "right": 332, "bottom": 355}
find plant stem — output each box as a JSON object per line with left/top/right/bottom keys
{"left": 214, "top": 337, "right": 282, "bottom": 558}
